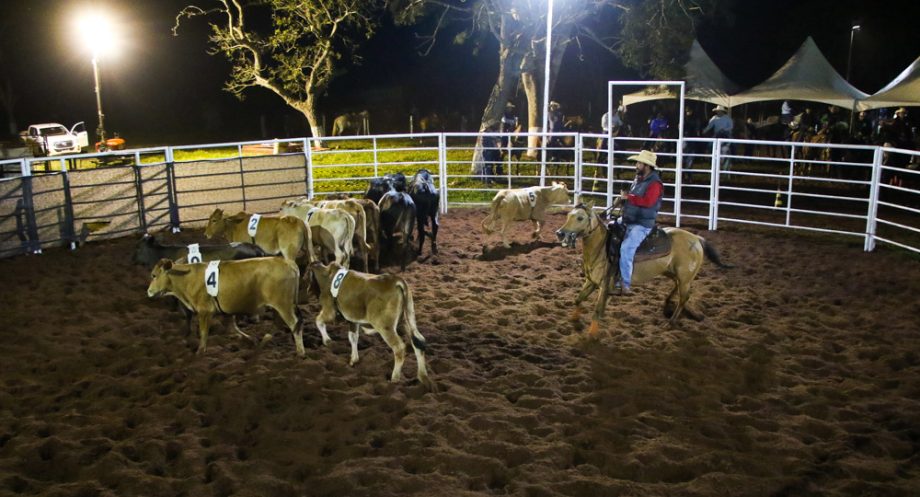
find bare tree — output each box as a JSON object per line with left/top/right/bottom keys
{"left": 174, "top": 0, "right": 384, "bottom": 144}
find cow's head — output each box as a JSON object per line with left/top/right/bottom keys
{"left": 548, "top": 182, "right": 570, "bottom": 204}
{"left": 132, "top": 233, "right": 158, "bottom": 266}
{"left": 204, "top": 208, "right": 225, "bottom": 239}
{"left": 555, "top": 203, "right": 594, "bottom": 249}
{"left": 305, "top": 261, "right": 332, "bottom": 298}
{"left": 147, "top": 258, "right": 187, "bottom": 297}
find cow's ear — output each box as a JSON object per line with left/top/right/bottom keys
{"left": 585, "top": 199, "right": 595, "bottom": 209}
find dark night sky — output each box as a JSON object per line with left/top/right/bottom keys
{"left": 0, "top": 0, "right": 917, "bottom": 146}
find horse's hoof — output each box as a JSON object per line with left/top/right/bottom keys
{"left": 569, "top": 307, "right": 582, "bottom": 322}
{"left": 587, "top": 321, "right": 600, "bottom": 337}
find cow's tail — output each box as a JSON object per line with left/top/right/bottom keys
{"left": 397, "top": 279, "right": 425, "bottom": 352}
{"left": 301, "top": 219, "right": 317, "bottom": 263}
{"left": 355, "top": 208, "right": 372, "bottom": 252}
{"left": 702, "top": 237, "right": 734, "bottom": 269}
{"left": 397, "top": 278, "right": 437, "bottom": 392}
{"left": 481, "top": 194, "right": 502, "bottom": 234}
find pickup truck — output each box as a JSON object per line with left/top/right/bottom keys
{"left": 20, "top": 122, "right": 90, "bottom": 157}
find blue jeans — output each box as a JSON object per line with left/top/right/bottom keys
{"left": 619, "top": 224, "right": 652, "bottom": 289}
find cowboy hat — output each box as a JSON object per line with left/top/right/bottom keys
{"left": 505, "top": 101, "right": 516, "bottom": 108}
{"left": 713, "top": 105, "right": 728, "bottom": 113}
{"left": 549, "top": 101, "right": 561, "bottom": 109}
{"left": 895, "top": 107, "right": 908, "bottom": 115}
{"left": 627, "top": 150, "right": 658, "bottom": 168}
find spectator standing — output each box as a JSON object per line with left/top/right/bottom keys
{"left": 703, "top": 105, "right": 734, "bottom": 171}
{"left": 682, "top": 107, "right": 704, "bottom": 178}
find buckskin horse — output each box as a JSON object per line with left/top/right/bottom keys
{"left": 555, "top": 204, "right": 732, "bottom": 335}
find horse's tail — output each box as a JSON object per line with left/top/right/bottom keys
{"left": 702, "top": 238, "right": 734, "bottom": 268}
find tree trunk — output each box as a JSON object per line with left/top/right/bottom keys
{"left": 521, "top": 56, "right": 540, "bottom": 158}
{"left": 296, "top": 93, "right": 323, "bottom": 149}
{"left": 470, "top": 16, "right": 528, "bottom": 174}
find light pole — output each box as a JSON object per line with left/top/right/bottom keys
{"left": 91, "top": 51, "right": 106, "bottom": 148}
{"left": 540, "top": 0, "right": 554, "bottom": 186}
{"left": 77, "top": 11, "right": 117, "bottom": 151}
{"left": 846, "top": 23, "right": 860, "bottom": 83}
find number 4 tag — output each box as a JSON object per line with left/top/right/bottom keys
{"left": 205, "top": 261, "right": 220, "bottom": 297}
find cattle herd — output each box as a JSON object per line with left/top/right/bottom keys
{"left": 137, "top": 170, "right": 575, "bottom": 393}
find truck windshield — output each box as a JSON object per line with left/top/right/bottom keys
{"left": 39, "top": 126, "right": 68, "bottom": 136}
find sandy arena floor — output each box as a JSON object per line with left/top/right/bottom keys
{"left": 0, "top": 207, "right": 918, "bottom": 496}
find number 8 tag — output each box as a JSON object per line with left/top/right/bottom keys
{"left": 205, "top": 261, "right": 220, "bottom": 297}
{"left": 331, "top": 268, "right": 348, "bottom": 298}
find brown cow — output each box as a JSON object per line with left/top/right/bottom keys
{"left": 308, "top": 261, "right": 436, "bottom": 391}
{"left": 146, "top": 257, "right": 305, "bottom": 356}
{"left": 324, "top": 195, "right": 382, "bottom": 272}
{"left": 481, "top": 182, "right": 570, "bottom": 247}
{"left": 204, "top": 209, "right": 315, "bottom": 266}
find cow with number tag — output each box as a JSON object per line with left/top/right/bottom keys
{"left": 481, "top": 182, "right": 570, "bottom": 248}
{"left": 132, "top": 234, "right": 267, "bottom": 268}
{"left": 308, "top": 261, "right": 436, "bottom": 392}
{"left": 280, "top": 199, "right": 368, "bottom": 270}
{"left": 147, "top": 257, "right": 305, "bottom": 356}
{"left": 204, "top": 209, "right": 315, "bottom": 270}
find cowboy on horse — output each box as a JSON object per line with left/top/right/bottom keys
{"left": 616, "top": 150, "right": 664, "bottom": 295}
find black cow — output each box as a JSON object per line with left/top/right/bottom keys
{"left": 409, "top": 169, "right": 439, "bottom": 256}
{"left": 132, "top": 234, "right": 266, "bottom": 268}
{"left": 378, "top": 190, "right": 416, "bottom": 271}
{"left": 365, "top": 172, "right": 407, "bottom": 204}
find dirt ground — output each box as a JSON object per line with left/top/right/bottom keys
{"left": 1, "top": 207, "right": 918, "bottom": 497}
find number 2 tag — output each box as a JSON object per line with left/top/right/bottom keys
{"left": 187, "top": 243, "right": 202, "bottom": 264}
{"left": 247, "top": 214, "right": 261, "bottom": 237}
{"left": 205, "top": 261, "right": 220, "bottom": 297}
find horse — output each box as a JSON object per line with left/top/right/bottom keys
{"left": 332, "top": 110, "right": 370, "bottom": 136}
{"left": 555, "top": 204, "right": 733, "bottom": 335}
{"left": 408, "top": 169, "right": 440, "bottom": 256}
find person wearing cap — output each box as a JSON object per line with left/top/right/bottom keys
{"left": 615, "top": 149, "right": 664, "bottom": 295}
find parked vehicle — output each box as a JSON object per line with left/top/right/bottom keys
{"left": 20, "top": 122, "right": 89, "bottom": 157}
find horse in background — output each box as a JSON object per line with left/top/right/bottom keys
{"left": 409, "top": 169, "right": 440, "bottom": 256}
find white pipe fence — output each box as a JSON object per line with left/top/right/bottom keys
{"left": 0, "top": 132, "right": 918, "bottom": 258}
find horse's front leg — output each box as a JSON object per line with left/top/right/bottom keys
{"left": 588, "top": 276, "right": 611, "bottom": 337}
{"left": 570, "top": 279, "right": 597, "bottom": 322}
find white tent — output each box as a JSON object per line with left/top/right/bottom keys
{"left": 622, "top": 40, "right": 741, "bottom": 108}
{"left": 858, "top": 55, "right": 920, "bottom": 110}
{"left": 731, "top": 37, "right": 869, "bottom": 109}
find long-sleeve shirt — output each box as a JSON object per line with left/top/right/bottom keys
{"left": 627, "top": 177, "right": 662, "bottom": 207}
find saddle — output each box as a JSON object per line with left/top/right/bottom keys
{"left": 606, "top": 221, "right": 671, "bottom": 264}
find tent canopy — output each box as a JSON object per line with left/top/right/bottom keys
{"left": 859, "top": 55, "right": 920, "bottom": 111}
{"left": 731, "top": 37, "right": 869, "bottom": 109}
{"left": 622, "top": 40, "right": 741, "bottom": 108}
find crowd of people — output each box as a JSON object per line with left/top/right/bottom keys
{"left": 477, "top": 98, "right": 917, "bottom": 183}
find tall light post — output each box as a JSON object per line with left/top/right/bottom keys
{"left": 77, "top": 11, "right": 118, "bottom": 150}
{"left": 539, "top": 0, "right": 554, "bottom": 186}
{"left": 845, "top": 23, "right": 860, "bottom": 83}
